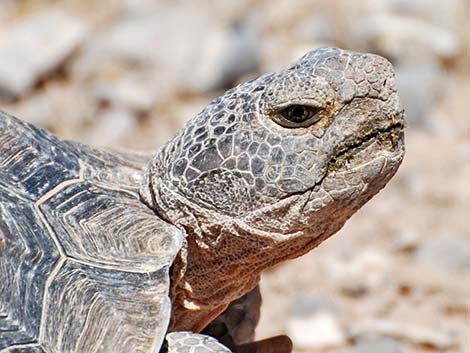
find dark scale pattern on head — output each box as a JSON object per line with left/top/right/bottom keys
{"left": 149, "top": 47, "right": 403, "bottom": 218}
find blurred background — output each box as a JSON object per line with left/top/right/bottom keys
{"left": 0, "top": 0, "right": 469, "bottom": 352}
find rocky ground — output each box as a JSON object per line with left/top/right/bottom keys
{"left": 0, "top": 0, "right": 469, "bottom": 352}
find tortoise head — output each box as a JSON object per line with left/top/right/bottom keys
{"left": 142, "top": 47, "right": 405, "bottom": 330}
{"left": 142, "top": 47, "right": 405, "bottom": 264}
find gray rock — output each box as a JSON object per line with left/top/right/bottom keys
{"left": 170, "top": 17, "right": 259, "bottom": 93}
{"left": 71, "top": 17, "right": 164, "bottom": 77}
{"left": 0, "top": 10, "right": 87, "bottom": 98}
{"left": 289, "top": 295, "right": 338, "bottom": 317}
{"left": 72, "top": 4, "right": 258, "bottom": 95}
{"left": 92, "top": 73, "right": 162, "bottom": 113}
{"left": 71, "top": 6, "right": 199, "bottom": 81}
{"left": 371, "top": 0, "right": 466, "bottom": 31}
{"left": 394, "top": 56, "right": 445, "bottom": 125}
{"left": 183, "top": 21, "right": 259, "bottom": 92}
{"left": 351, "top": 14, "right": 460, "bottom": 61}
{"left": 351, "top": 320, "right": 457, "bottom": 349}
{"left": 416, "top": 236, "right": 470, "bottom": 269}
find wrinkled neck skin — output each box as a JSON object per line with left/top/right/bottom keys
{"left": 154, "top": 193, "right": 322, "bottom": 333}
{"left": 140, "top": 138, "right": 403, "bottom": 332}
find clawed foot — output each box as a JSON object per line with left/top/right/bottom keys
{"left": 232, "top": 335, "right": 293, "bottom": 353}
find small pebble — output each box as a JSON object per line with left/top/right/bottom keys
{"left": 287, "top": 311, "right": 346, "bottom": 350}
{"left": 351, "top": 320, "right": 457, "bottom": 349}
{"left": 348, "top": 335, "right": 403, "bottom": 353}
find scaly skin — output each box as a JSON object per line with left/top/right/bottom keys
{"left": 140, "top": 47, "right": 405, "bottom": 344}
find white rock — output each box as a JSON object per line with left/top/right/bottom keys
{"left": 394, "top": 56, "right": 445, "bottom": 125}
{"left": 351, "top": 320, "right": 457, "bottom": 349}
{"left": 416, "top": 236, "right": 470, "bottom": 269}
{"left": 82, "top": 108, "right": 137, "bottom": 147}
{"left": 3, "top": 82, "right": 95, "bottom": 138}
{"left": 353, "top": 14, "right": 460, "bottom": 60}
{"left": 180, "top": 21, "right": 259, "bottom": 92}
{"left": 287, "top": 311, "right": 347, "bottom": 350}
{"left": 93, "top": 73, "right": 163, "bottom": 112}
{"left": 71, "top": 5, "right": 205, "bottom": 73}
{"left": 72, "top": 4, "right": 257, "bottom": 95}
{"left": 0, "top": 10, "right": 87, "bottom": 97}
{"left": 347, "top": 335, "right": 403, "bottom": 353}
{"left": 327, "top": 248, "right": 393, "bottom": 294}
{"left": 369, "top": 0, "right": 466, "bottom": 31}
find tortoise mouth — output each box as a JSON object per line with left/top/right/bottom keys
{"left": 327, "top": 121, "right": 405, "bottom": 172}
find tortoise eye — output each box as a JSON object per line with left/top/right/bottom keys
{"left": 274, "top": 105, "right": 322, "bottom": 128}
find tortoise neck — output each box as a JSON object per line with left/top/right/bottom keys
{"left": 168, "top": 214, "right": 318, "bottom": 332}
{"left": 168, "top": 222, "right": 263, "bottom": 332}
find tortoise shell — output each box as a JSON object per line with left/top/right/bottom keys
{"left": 0, "top": 112, "right": 183, "bottom": 353}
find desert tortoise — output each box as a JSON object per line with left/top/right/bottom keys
{"left": 0, "top": 47, "right": 405, "bottom": 353}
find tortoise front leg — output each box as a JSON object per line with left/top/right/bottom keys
{"left": 202, "top": 286, "right": 292, "bottom": 353}
{"left": 233, "top": 335, "right": 292, "bottom": 353}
